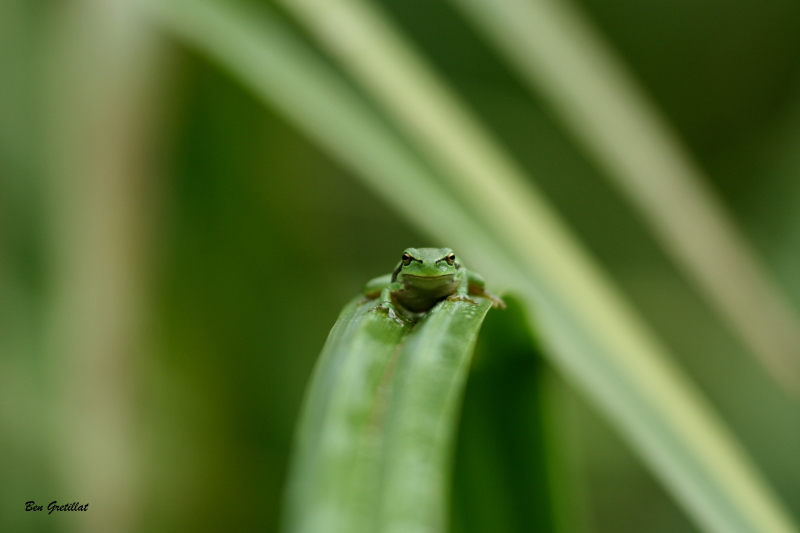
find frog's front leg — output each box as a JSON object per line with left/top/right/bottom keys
{"left": 362, "top": 273, "right": 393, "bottom": 300}
{"left": 445, "top": 271, "right": 479, "bottom": 305}
{"left": 371, "top": 282, "right": 408, "bottom": 324}
{"left": 466, "top": 270, "right": 506, "bottom": 309}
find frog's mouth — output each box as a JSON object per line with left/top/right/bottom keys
{"left": 401, "top": 273, "right": 457, "bottom": 290}
{"left": 403, "top": 274, "right": 454, "bottom": 280}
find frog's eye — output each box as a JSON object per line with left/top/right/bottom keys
{"left": 445, "top": 253, "right": 456, "bottom": 265}
{"left": 402, "top": 253, "right": 413, "bottom": 266}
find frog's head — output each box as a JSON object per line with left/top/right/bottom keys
{"left": 393, "top": 247, "right": 461, "bottom": 284}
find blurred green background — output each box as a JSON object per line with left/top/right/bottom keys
{"left": 2, "top": 0, "right": 799, "bottom": 532}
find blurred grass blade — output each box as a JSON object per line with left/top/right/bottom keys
{"left": 449, "top": 0, "right": 800, "bottom": 395}
{"left": 41, "top": 0, "right": 164, "bottom": 530}
{"left": 274, "top": 0, "right": 594, "bottom": 312}
{"left": 142, "top": 2, "right": 799, "bottom": 533}
{"left": 283, "top": 296, "right": 492, "bottom": 533}
{"left": 141, "top": 0, "right": 509, "bottom": 262}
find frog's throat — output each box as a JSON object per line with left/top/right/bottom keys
{"left": 394, "top": 273, "right": 460, "bottom": 313}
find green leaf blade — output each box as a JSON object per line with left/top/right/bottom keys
{"left": 283, "top": 298, "right": 411, "bottom": 533}
{"left": 378, "top": 299, "right": 492, "bottom": 533}
{"left": 283, "top": 297, "right": 493, "bottom": 533}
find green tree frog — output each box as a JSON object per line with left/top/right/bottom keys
{"left": 363, "top": 247, "right": 505, "bottom": 322}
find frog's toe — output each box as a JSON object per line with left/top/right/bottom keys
{"left": 371, "top": 302, "right": 391, "bottom": 314}
{"left": 446, "top": 294, "right": 479, "bottom": 305}
{"left": 371, "top": 302, "right": 408, "bottom": 325}
{"left": 489, "top": 295, "right": 506, "bottom": 309}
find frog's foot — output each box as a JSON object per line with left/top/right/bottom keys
{"left": 486, "top": 293, "right": 506, "bottom": 309}
{"left": 468, "top": 288, "right": 506, "bottom": 309}
{"left": 446, "top": 294, "right": 479, "bottom": 305}
{"left": 371, "top": 302, "right": 409, "bottom": 325}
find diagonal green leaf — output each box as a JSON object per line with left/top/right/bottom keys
{"left": 448, "top": 0, "right": 800, "bottom": 395}
{"left": 141, "top": 1, "right": 799, "bottom": 533}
